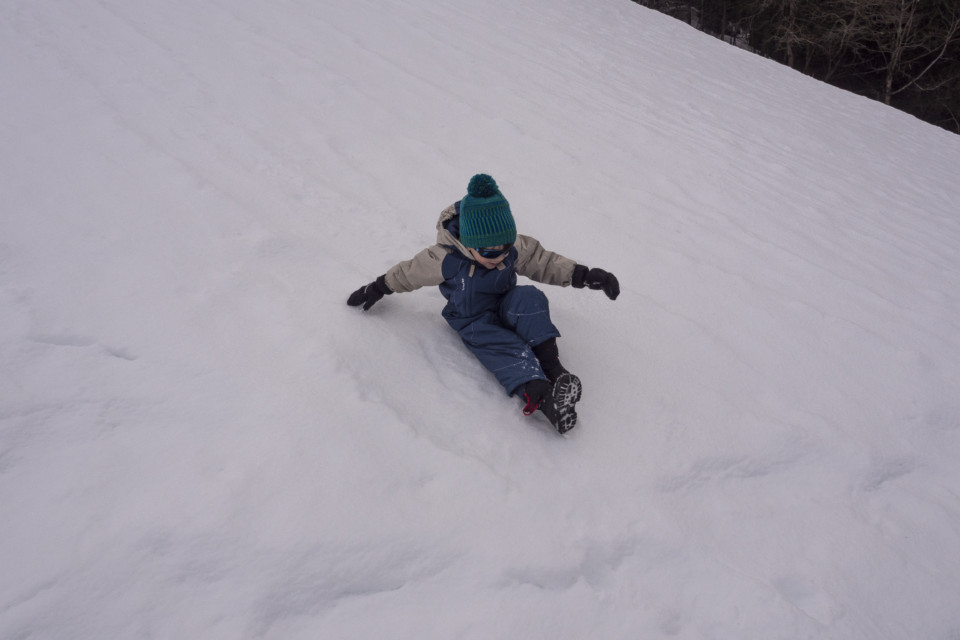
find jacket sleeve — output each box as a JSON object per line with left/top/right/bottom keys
{"left": 513, "top": 234, "right": 578, "bottom": 287}
{"left": 383, "top": 245, "right": 449, "bottom": 293}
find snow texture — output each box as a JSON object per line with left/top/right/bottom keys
{"left": 2, "top": 0, "right": 960, "bottom": 638}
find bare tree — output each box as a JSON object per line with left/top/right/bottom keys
{"left": 844, "top": 0, "right": 960, "bottom": 104}
{"left": 630, "top": 0, "right": 960, "bottom": 132}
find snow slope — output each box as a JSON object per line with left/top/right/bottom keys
{"left": 3, "top": 0, "right": 960, "bottom": 637}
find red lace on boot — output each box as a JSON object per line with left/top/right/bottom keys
{"left": 521, "top": 379, "right": 551, "bottom": 416}
{"left": 522, "top": 393, "right": 542, "bottom": 416}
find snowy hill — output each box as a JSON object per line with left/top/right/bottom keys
{"left": 3, "top": 0, "right": 960, "bottom": 638}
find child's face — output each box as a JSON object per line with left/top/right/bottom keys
{"left": 469, "top": 246, "right": 509, "bottom": 270}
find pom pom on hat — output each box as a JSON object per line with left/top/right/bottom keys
{"left": 459, "top": 174, "right": 517, "bottom": 249}
{"left": 467, "top": 174, "right": 500, "bottom": 198}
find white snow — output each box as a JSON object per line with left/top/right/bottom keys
{"left": 3, "top": 0, "right": 960, "bottom": 637}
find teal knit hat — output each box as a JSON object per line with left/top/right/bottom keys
{"left": 458, "top": 174, "right": 517, "bottom": 248}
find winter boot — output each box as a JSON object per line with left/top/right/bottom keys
{"left": 539, "top": 372, "right": 582, "bottom": 434}
{"left": 521, "top": 374, "right": 582, "bottom": 434}
{"left": 532, "top": 338, "right": 568, "bottom": 383}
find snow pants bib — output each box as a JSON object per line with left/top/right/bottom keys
{"left": 444, "top": 285, "right": 560, "bottom": 396}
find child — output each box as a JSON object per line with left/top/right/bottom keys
{"left": 347, "top": 174, "right": 619, "bottom": 433}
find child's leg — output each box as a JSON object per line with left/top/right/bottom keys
{"left": 498, "top": 286, "right": 561, "bottom": 347}
{"left": 456, "top": 314, "right": 547, "bottom": 396}
{"left": 500, "top": 286, "right": 573, "bottom": 384}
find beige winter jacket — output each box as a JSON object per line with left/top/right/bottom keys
{"left": 383, "top": 203, "right": 578, "bottom": 294}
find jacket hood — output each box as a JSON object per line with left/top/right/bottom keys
{"left": 436, "top": 202, "right": 474, "bottom": 260}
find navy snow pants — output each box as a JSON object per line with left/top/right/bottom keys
{"left": 445, "top": 286, "right": 560, "bottom": 396}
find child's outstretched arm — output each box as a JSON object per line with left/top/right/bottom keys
{"left": 514, "top": 235, "right": 620, "bottom": 299}
{"left": 513, "top": 234, "right": 578, "bottom": 286}
{"left": 347, "top": 245, "right": 449, "bottom": 311}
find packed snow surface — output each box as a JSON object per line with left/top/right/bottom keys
{"left": 3, "top": 0, "right": 960, "bottom": 638}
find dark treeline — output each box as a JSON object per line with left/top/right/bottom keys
{"left": 635, "top": 0, "right": 960, "bottom": 134}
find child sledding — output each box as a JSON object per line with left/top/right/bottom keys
{"left": 348, "top": 174, "right": 619, "bottom": 433}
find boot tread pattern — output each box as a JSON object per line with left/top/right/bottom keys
{"left": 545, "top": 372, "right": 582, "bottom": 434}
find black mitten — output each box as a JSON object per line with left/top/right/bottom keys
{"left": 347, "top": 275, "right": 393, "bottom": 311}
{"left": 572, "top": 265, "right": 620, "bottom": 300}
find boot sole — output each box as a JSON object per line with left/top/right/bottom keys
{"left": 544, "top": 373, "right": 582, "bottom": 434}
